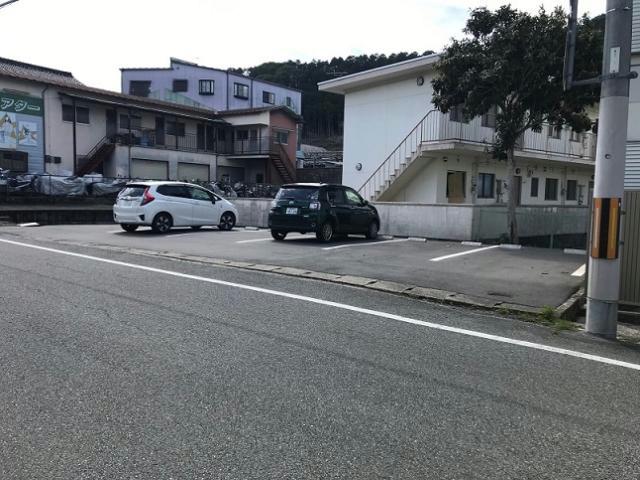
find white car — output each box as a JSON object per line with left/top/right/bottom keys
{"left": 113, "top": 181, "right": 238, "bottom": 233}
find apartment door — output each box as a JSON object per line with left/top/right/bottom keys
{"left": 447, "top": 171, "right": 466, "bottom": 204}
{"left": 513, "top": 176, "right": 522, "bottom": 206}
{"left": 106, "top": 110, "right": 117, "bottom": 137}
{"left": 249, "top": 129, "right": 259, "bottom": 153}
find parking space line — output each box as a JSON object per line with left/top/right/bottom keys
{"left": 322, "top": 238, "right": 409, "bottom": 251}
{"left": 571, "top": 264, "right": 586, "bottom": 277}
{"left": 430, "top": 245, "right": 500, "bottom": 262}
{"left": 236, "top": 234, "right": 308, "bottom": 244}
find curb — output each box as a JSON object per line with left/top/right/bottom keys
{"left": 555, "top": 287, "right": 585, "bottom": 320}
{"left": 499, "top": 244, "right": 522, "bottom": 250}
{"left": 54, "top": 240, "right": 550, "bottom": 318}
{"left": 564, "top": 248, "right": 587, "bottom": 255}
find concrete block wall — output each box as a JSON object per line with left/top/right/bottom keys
{"left": 229, "top": 199, "right": 589, "bottom": 242}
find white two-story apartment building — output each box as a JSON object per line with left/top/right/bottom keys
{"left": 319, "top": 54, "right": 596, "bottom": 208}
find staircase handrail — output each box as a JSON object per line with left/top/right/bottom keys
{"left": 82, "top": 135, "right": 112, "bottom": 162}
{"left": 275, "top": 142, "right": 296, "bottom": 181}
{"left": 357, "top": 109, "right": 437, "bottom": 199}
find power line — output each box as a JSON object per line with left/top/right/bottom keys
{"left": 0, "top": 0, "right": 20, "bottom": 9}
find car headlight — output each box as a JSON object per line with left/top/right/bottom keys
{"left": 309, "top": 202, "right": 320, "bottom": 210}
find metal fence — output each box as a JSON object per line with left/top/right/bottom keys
{"left": 621, "top": 191, "right": 640, "bottom": 306}
{"left": 0, "top": 172, "right": 281, "bottom": 201}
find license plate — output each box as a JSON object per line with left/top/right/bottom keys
{"left": 285, "top": 207, "right": 299, "bottom": 215}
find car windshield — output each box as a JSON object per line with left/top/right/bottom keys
{"left": 276, "top": 187, "right": 319, "bottom": 201}
{"left": 118, "top": 185, "right": 146, "bottom": 198}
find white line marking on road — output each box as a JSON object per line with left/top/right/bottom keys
{"left": 430, "top": 245, "right": 500, "bottom": 262}
{"left": 565, "top": 248, "right": 587, "bottom": 256}
{"left": 322, "top": 238, "right": 409, "bottom": 251}
{"left": 108, "top": 229, "right": 124, "bottom": 234}
{"left": 236, "top": 234, "right": 308, "bottom": 244}
{"left": 1, "top": 238, "right": 639, "bottom": 372}
{"left": 572, "top": 264, "right": 586, "bottom": 277}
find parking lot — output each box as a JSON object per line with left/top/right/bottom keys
{"left": 0, "top": 223, "right": 586, "bottom": 309}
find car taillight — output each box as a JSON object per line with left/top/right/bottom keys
{"left": 309, "top": 202, "right": 320, "bottom": 210}
{"left": 141, "top": 188, "right": 155, "bottom": 206}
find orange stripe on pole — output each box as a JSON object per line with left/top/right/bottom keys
{"left": 591, "top": 198, "right": 602, "bottom": 258}
{"left": 607, "top": 199, "right": 620, "bottom": 259}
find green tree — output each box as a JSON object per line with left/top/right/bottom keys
{"left": 432, "top": 6, "right": 603, "bottom": 243}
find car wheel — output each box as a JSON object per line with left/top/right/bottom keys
{"left": 120, "top": 224, "right": 138, "bottom": 233}
{"left": 365, "top": 221, "right": 379, "bottom": 240}
{"left": 191, "top": 226, "right": 202, "bottom": 230}
{"left": 219, "top": 212, "right": 236, "bottom": 231}
{"left": 271, "top": 230, "right": 287, "bottom": 241}
{"left": 151, "top": 212, "right": 173, "bottom": 233}
{"left": 316, "top": 221, "right": 334, "bottom": 243}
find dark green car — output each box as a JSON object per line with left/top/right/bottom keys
{"left": 268, "top": 183, "right": 380, "bottom": 242}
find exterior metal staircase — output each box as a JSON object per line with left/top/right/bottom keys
{"left": 76, "top": 136, "right": 115, "bottom": 176}
{"left": 270, "top": 142, "right": 296, "bottom": 184}
{"left": 358, "top": 110, "right": 437, "bottom": 201}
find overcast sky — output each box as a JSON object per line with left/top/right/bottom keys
{"left": 1, "top": 0, "right": 604, "bottom": 91}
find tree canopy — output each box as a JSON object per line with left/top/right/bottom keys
{"left": 432, "top": 6, "right": 603, "bottom": 158}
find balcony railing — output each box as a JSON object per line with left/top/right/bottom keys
{"left": 430, "top": 112, "right": 596, "bottom": 160}
{"left": 113, "top": 128, "right": 283, "bottom": 157}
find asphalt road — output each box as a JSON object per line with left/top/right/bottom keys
{"left": 3, "top": 224, "right": 585, "bottom": 307}
{"left": 0, "top": 237, "right": 639, "bottom": 479}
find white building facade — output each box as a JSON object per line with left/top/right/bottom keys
{"left": 319, "top": 55, "right": 596, "bottom": 207}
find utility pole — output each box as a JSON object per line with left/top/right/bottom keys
{"left": 585, "top": 0, "right": 634, "bottom": 337}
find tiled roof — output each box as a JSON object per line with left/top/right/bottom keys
{"left": 0, "top": 57, "right": 85, "bottom": 87}
{"left": 220, "top": 105, "right": 303, "bottom": 122}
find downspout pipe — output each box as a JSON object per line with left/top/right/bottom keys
{"left": 40, "top": 85, "right": 48, "bottom": 171}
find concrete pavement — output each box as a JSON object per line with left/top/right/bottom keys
{"left": 0, "top": 224, "right": 586, "bottom": 309}
{"left": 0, "top": 238, "right": 638, "bottom": 478}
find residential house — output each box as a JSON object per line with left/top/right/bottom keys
{"left": 121, "top": 58, "right": 302, "bottom": 115}
{"left": 0, "top": 57, "right": 299, "bottom": 184}
{"left": 318, "top": 54, "right": 596, "bottom": 207}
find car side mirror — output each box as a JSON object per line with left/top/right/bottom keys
{"left": 211, "top": 198, "right": 216, "bottom": 204}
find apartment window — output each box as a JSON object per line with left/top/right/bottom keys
{"left": 530, "top": 177, "right": 539, "bottom": 197}
{"left": 285, "top": 96, "right": 293, "bottom": 108}
{"left": 167, "top": 121, "right": 185, "bottom": 137}
{"left": 172, "top": 79, "right": 188, "bottom": 93}
{"left": 233, "top": 82, "right": 249, "bottom": 99}
{"left": 545, "top": 178, "right": 559, "bottom": 201}
{"left": 129, "top": 80, "right": 151, "bottom": 97}
{"left": 481, "top": 106, "right": 497, "bottom": 128}
{"left": 477, "top": 173, "right": 495, "bottom": 198}
{"left": 119, "top": 114, "right": 142, "bottom": 130}
{"left": 263, "top": 91, "right": 275, "bottom": 104}
{"left": 547, "top": 125, "right": 562, "bottom": 139}
{"left": 0, "top": 150, "right": 28, "bottom": 172}
{"left": 274, "top": 130, "right": 289, "bottom": 145}
{"left": 62, "top": 105, "right": 90, "bottom": 124}
{"left": 449, "top": 104, "right": 468, "bottom": 123}
{"left": 566, "top": 180, "right": 578, "bottom": 201}
{"left": 236, "top": 130, "right": 249, "bottom": 141}
{"left": 199, "top": 79, "right": 215, "bottom": 95}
